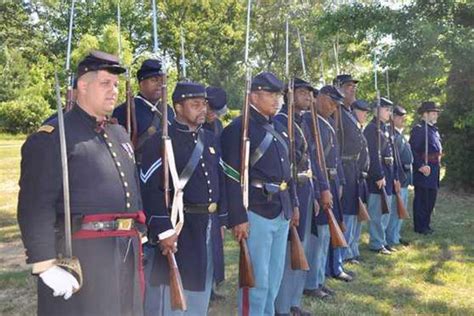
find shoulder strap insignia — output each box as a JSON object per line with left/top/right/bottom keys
{"left": 37, "top": 125, "right": 55, "bottom": 133}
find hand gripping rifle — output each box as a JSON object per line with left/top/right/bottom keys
{"left": 390, "top": 117, "right": 410, "bottom": 219}
{"left": 54, "top": 72, "right": 83, "bottom": 290}
{"left": 65, "top": 0, "right": 75, "bottom": 112}
{"left": 374, "top": 53, "right": 390, "bottom": 215}
{"left": 308, "top": 93, "right": 348, "bottom": 248}
{"left": 117, "top": 1, "right": 138, "bottom": 147}
{"left": 151, "top": 0, "right": 186, "bottom": 310}
{"left": 238, "top": 0, "right": 255, "bottom": 289}
{"left": 286, "top": 21, "right": 309, "bottom": 272}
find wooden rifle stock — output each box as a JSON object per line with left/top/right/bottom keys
{"left": 239, "top": 239, "right": 255, "bottom": 288}
{"left": 290, "top": 226, "right": 310, "bottom": 271}
{"left": 396, "top": 190, "right": 410, "bottom": 219}
{"left": 357, "top": 197, "right": 371, "bottom": 222}
{"left": 325, "top": 207, "right": 348, "bottom": 248}
{"left": 167, "top": 253, "right": 187, "bottom": 311}
{"left": 308, "top": 93, "right": 348, "bottom": 248}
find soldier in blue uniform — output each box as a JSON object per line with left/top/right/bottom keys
{"left": 351, "top": 100, "right": 371, "bottom": 261}
{"left": 113, "top": 58, "right": 175, "bottom": 164}
{"left": 274, "top": 78, "right": 315, "bottom": 316}
{"left": 18, "top": 51, "right": 145, "bottom": 316}
{"left": 220, "top": 72, "right": 298, "bottom": 315}
{"left": 363, "top": 97, "right": 399, "bottom": 255}
{"left": 203, "top": 86, "right": 227, "bottom": 138}
{"left": 409, "top": 101, "right": 442, "bottom": 235}
{"left": 140, "top": 81, "right": 227, "bottom": 315}
{"left": 334, "top": 74, "right": 367, "bottom": 266}
{"left": 303, "top": 86, "right": 345, "bottom": 299}
{"left": 386, "top": 105, "right": 413, "bottom": 246}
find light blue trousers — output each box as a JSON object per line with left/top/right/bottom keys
{"left": 144, "top": 245, "right": 164, "bottom": 316}
{"left": 367, "top": 193, "right": 393, "bottom": 250}
{"left": 275, "top": 200, "right": 313, "bottom": 313}
{"left": 352, "top": 220, "right": 362, "bottom": 258}
{"left": 342, "top": 214, "right": 358, "bottom": 260}
{"left": 304, "top": 225, "right": 330, "bottom": 290}
{"left": 386, "top": 187, "right": 409, "bottom": 246}
{"left": 238, "top": 211, "right": 290, "bottom": 316}
{"left": 161, "top": 218, "right": 214, "bottom": 316}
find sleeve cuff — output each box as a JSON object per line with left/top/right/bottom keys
{"left": 32, "top": 259, "right": 56, "bottom": 275}
{"left": 158, "top": 229, "right": 176, "bottom": 241}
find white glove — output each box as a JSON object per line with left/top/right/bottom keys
{"left": 39, "top": 265, "right": 80, "bottom": 300}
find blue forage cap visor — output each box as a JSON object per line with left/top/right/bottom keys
{"left": 137, "top": 59, "right": 164, "bottom": 82}
{"left": 335, "top": 74, "right": 359, "bottom": 86}
{"left": 393, "top": 105, "right": 407, "bottom": 116}
{"left": 251, "top": 72, "right": 284, "bottom": 93}
{"left": 172, "top": 81, "right": 207, "bottom": 104}
{"left": 352, "top": 99, "right": 370, "bottom": 112}
{"left": 418, "top": 101, "right": 441, "bottom": 114}
{"left": 371, "top": 97, "right": 394, "bottom": 109}
{"left": 293, "top": 78, "right": 313, "bottom": 91}
{"left": 77, "top": 50, "right": 125, "bottom": 78}
{"left": 319, "top": 85, "right": 344, "bottom": 104}
{"left": 206, "top": 86, "right": 228, "bottom": 115}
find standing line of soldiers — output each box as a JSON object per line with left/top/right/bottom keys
{"left": 17, "top": 51, "right": 443, "bottom": 316}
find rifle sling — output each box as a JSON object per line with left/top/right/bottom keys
{"left": 179, "top": 131, "right": 205, "bottom": 185}
{"left": 261, "top": 123, "right": 289, "bottom": 155}
{"left": 250, "top": 132, "right": 273, "bottom": 167}
{"left": 136, "top": 112, "right": 161, "bottom": 150}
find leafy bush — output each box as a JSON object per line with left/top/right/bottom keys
{"left": 0, "top": 96, "right": 53, "bottom": 134}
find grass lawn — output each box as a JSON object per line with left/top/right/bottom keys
{"left": 1, "top": 135, "right": 473, "bottom": 315}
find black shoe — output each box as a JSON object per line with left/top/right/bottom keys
{"left": 290, "top": 306, "right": 312, "bottom": 316}
{"left": 385, "top": 245, "right": 398, "bottom": 252}
{"left": 427, "top": 228, "right": 434, "bottom": 234}
{"left": 210, "top": 290, "right": 225, "bottom": 302}
{"left": 399, "top": 239, "right": 410, "bottom": 246}
{"left": 303, "top": 288, "right": 330, "bottom": 299}
{"left": 321, "top": 285, "right": 336, "bottom": 296}
{"left": 354, "top": 256, "right": 364, "bottom": 262}
{"left": 334, "top": 271, "right": 353, "bottom": 282}
{"left": 345, "top": 258, "right": 360, "bottom": 265}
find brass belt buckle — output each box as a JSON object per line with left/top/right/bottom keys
{"left": 306, "top": 170, "right": 313, "bottom": 178}
{"left": 117, "top": 218, "right": 133, "bottom": 230}
{"left": 279, "top": 181, "right": 288, "bottom": 191}
{"left": 208, "top": 202, "right": 218, "bottom": 213}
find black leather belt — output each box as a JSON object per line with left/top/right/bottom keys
{"left": 327, "top": 168, "right": 337, "bottom": 180}
{"left": 251, "top": 179, "right": 288, "bottom": 193}
{"left": 81, "top": 218, "right": 136, "bottom": 231}
{"left": 183, "top": 203, "right": 218, "bottom": 214}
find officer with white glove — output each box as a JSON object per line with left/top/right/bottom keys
{"left": 39, "top": 265, "right": 80, "bottom": 300}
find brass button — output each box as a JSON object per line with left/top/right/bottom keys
{"left": 126, "top": 192, "right": 130, "bottom": 198}
{"left": 120, "top": 172, "right": 125, "bottom": 177}
{"left": 103, "top": 133, "right": 108, "bottom": 138}
{"left": 126, "top": 202, "right": 131, "bottom": 208}
{"left": 208, "top": 202, "right": 217, "bottom": 213}
{"left": 124, "top": 182, "right": 128, "bottom": 187}
{"left": 108, "top": 142, "right": 113, "bottom": 148}
{"left": 116, "top": 161, "right": 121, "bottom": 167}
{"left": 112, "top": 152, "right": 117, "bottom": 157}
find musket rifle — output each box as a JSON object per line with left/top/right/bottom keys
{"left": 151, "top": 0, "right": 186, "bottom": 310}
{"left": 285, "top": 20, "right": 309, "bottom": 272}
{"left": 238, "top": 0, "right": 255, "bottom": 289}
{"left": 308, "top": 92, "right": 348, "bottom": 248}
{"left": 54, "top": 72, "right": 83, "bottom": 290}
{"left": 117, "top": 0, "right": 138, "bottom": 147}
{"left": 374, "top": 53, "right": 390, "bottom": 215}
